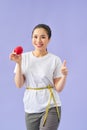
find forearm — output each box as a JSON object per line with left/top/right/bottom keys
{"left": 55, "top": 76, "right": 67, "bottom": 92}
{"left": 14, "top": 63, "right": 25, "bottom": 88}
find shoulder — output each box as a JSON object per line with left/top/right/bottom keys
{"left": 48, "top": 53, "right": 61, "bottom": 61}
{"left": 21, "top": 51, "right": 32, "bottom": 63}
{"left": 22, "top": 51, "right": 32, "bottom": 58}
{"left": 48, "top": 53, "right": 62, "bottom": 67}
{"left": 22, "top": 51, "right": 31, "bottom": 56}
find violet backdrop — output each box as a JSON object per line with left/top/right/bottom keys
{"left": 0, "top": 0, "right": 87, "bottom": 130}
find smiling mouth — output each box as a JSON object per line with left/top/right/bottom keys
{"left": 36, "top": 44, "right": 43, "bottom": 48}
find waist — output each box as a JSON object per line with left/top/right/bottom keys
{"left": 26, "top": 85, "right": 53, "bottom": 90}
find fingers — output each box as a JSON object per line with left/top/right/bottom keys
{"left": 9, "top": 53, "right": 16, "bottom": 60}
{"left": 9, "top": 52, "right": 22, "bottom": 63}
{"left": 62, "top": 60, "right": 66, "bottom": 67}
{"left": 61, "top": 60, "right": 68, "bottom": 76}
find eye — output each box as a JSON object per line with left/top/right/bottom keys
{"left": 41, "top": 36, "right": 46, "bottom": 39}
{"left": 33, "top": 35, "right": 38, "bottom": 39}
{"left": 41, "top": 35, "right": 47, "bottom": 39}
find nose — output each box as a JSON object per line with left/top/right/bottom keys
{"left": 37, "top": 37, "right": 41, "bottom": 42}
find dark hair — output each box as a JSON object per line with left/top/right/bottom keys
{"left": 32, "top": 24, "right": 52, "bottom": 39}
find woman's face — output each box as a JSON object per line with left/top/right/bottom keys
{"left": 32, "top": 28, "right": 50, "bottom": 51}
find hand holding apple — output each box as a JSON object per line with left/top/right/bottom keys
{"left": 14, "top": 46, "right": 23, "bottom": 54}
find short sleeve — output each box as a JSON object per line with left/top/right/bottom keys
{"left": 14, "top": 64, "right": 17, "bottom": 73}
{"left": 13, "top": 54, "right": 25, "bottom": 74}
{"left": 53, "top": 57, "right": 63, "bottom": 78}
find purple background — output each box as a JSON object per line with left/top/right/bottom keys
{"left": 0, "top": 0, "right": 87, "bottom": 130}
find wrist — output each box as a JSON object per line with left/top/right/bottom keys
{"left": 62, "top": 75, "right": 67, "bottom": 79}
{"left": 16, "top": 61, "right": 21, "bottom": 65}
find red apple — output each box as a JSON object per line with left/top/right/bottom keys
{"left": 14, "top": 46, "right": 23, "bottom": 54}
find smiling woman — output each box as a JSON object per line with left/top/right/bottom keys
{"left": 9, "top": 24, "right": 68, "bottom": 130}
{"left": 31, "top": 24, "right": 51, "bottom": 57}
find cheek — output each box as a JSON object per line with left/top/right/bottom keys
{"left": 32, "top": 39, "right": 35, "bottom": 44}
{"left": 44, "top": 41, "right": 49, "bottom": 46}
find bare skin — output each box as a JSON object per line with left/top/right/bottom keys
{"left": 53, "top": 60, "right": 68, "bottom": 92}
{"left": 9, "top": 52, "right": 25, "bottom": 87}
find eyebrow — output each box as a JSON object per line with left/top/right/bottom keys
{"left": 33, "top": 34, "right": 47, "bottom": 37}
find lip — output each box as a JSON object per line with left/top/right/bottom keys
{"left": 35, "top": 43, "right": 43, "bottom": 48}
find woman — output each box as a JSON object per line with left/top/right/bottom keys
{"left": 9, "top": 24, "right": 68, "bottom": 130}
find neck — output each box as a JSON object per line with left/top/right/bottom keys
{"left": 32, "top": 49, "right": 48, "bottom": 57}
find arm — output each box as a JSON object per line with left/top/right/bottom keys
{"left": 9, "top": 52, "right": 25, "bottom": 88}
{"left": 14, "top": 63, "right": 25, "bottom": 88}
{"left": 54, "top": 60, "right": 68, "bottom": 92}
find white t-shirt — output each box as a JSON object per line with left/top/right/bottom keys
{"left": 14, "top": 51, "right": 63, "bottom": 113}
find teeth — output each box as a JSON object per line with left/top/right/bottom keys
{"left": 38, "top": 45, "right": 42, "bottom": 46}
